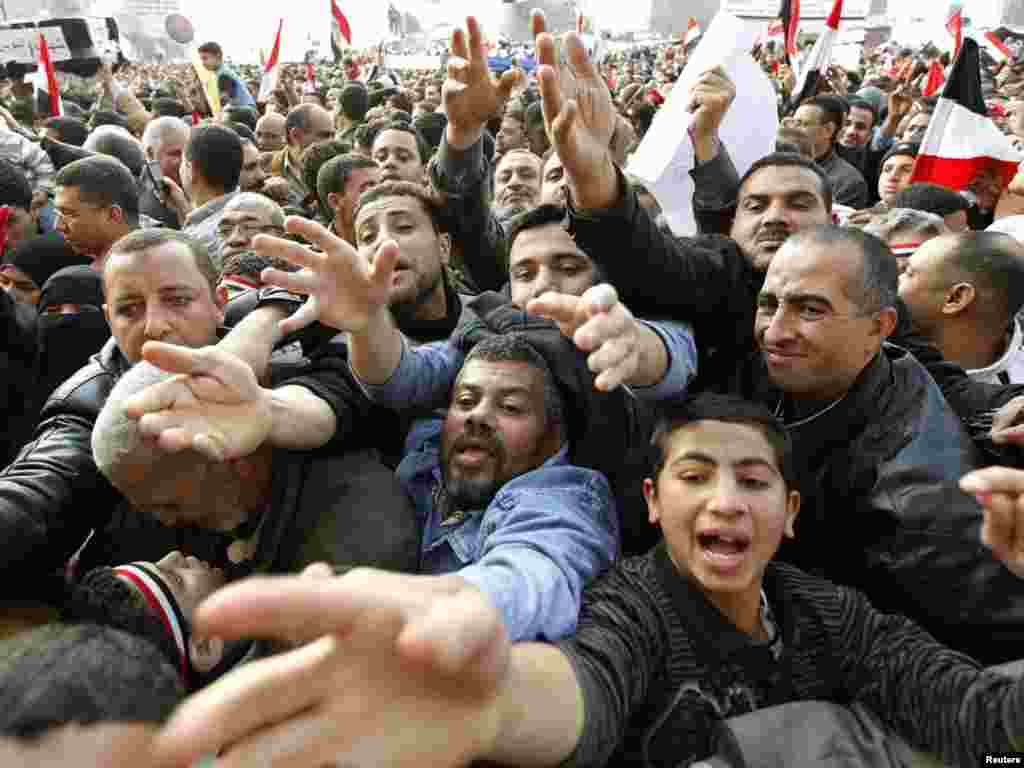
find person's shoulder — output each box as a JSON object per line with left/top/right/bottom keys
{"left": 41, "top": 341, "right": 123, "bottom": 420}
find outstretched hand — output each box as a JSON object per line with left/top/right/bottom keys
{"left": 152, "top": 570, "right": 509, "bottom": 768}
{"left": 961, "top": 467, "right": 1024, "bottom": 579}
{"left": 528, "top": 283, "right": 641, "bottom": 392}
{"left": 533, "top": 11, "right": 618, "bottom": 210}
{"left": 122, "top": 341, "right": 271, "bottom": 462}
{"left": 445, "top": 16, "right": 522, "bottom": 149}
{"left": 256, "top": 216, "right": 398, "bottom": 335}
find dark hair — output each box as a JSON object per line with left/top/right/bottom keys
{"left": 738, "top": 152, "right": 833, "bottom": 213}
{"left": 301, "top": 140, "right": 350, "bottom": 216}
{"left": 462, "top": 332, "right": 565, "bottom": 428}
{"left": 185, "top": 123, "right": 243, "bottom": 193}
{"left": 944, "top": 232, "right": 1024, "bottom": 321}
{"left": 107, "top": 228, "right": 219, "bottom": 292}
{"left": 354, "top": 180, "right": 444, "bottom": 232}
{"left": 806, "top": 95, "right": 847, "bottom": 143}
{"left": 55, "top": 156, "right": 140, "bottom": 225}
{"left": 83, "top": 126, "right": 145, "bottom": 178}
{"left": 152, "top": 97, "right": 187, "bottom": 118}
{"left": 227, "top": 122, "right": 256, "bottom": 144}
{"left": 0, "top": 623, "right": 183, "bottom": 738}
{"left": 223, "top": 105, "right": 258, "bottom": 132}
{"left": 90, "top": 110, "right": 130, "bottom": 131}
{"left": 317, "top": 153, "right": 378, "bottom": 222}
{"left": 42, "top": 116, "right": 89, "bottom": 147}
{"left": 846, "top": 97, "right": 878, "bottom": 128}
{"left": 892, "top": 183, "right": 969, "bottom": 217}
{"left": 340, "top": 83, "right": 369, "bottom": 122}
{"left": 372, "top": 121, "right": 430, "bottom": 165}
{"left": 788, "top": 225, "right": 898, "bottom": 313}
{"left": 197, "top": 41, "right": 223, "bottom": 57}
{"left": 413, "top": 111, "right": 447, "bottom": 154}
{"left": 389, "top": 91, "right": 414, "bottom": 115}
{"left": 649, "top": 393, "right": 796, "bottom": 491}
{"left": 0, "top": 159, "right": 32, "bottom": 210}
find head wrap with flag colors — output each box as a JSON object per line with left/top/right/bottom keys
{"left": 910, "top": 37, "right": 1022, "bottom": 196}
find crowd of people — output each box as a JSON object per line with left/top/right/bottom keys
{"left": 4, "top": 8, "right": 1024, "bottom": 766}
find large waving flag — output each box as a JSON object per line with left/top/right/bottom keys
{"left": 330, "top": 0, "right": 352, "bottom": 62}
{"left": 910, "top": 37, "right": 1022, "bottom": 194}
{"left": 34, "top": 32, "right": 62, "bottom": 117}
{"left": 787, "top": 0, "right": 841, "bottom": 112}
{"left": 259, "top": 20, "right": 283, "bottom": 102}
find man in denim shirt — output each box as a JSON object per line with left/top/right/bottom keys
{"left": 362, "top": 332, "right": 618, "bottom": 641}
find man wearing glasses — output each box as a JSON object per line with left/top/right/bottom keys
{"left": 215, "top": 194, "right": 286, "bottom": 299}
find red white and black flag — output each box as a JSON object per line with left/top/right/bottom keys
{"left": 778, "top": 0, "right": 800, "bottom": 64}
{"left": 787, "top": 0, "right": 841, "bottom": 112}
{"left": 946, "top": 6, "right": 963, "bottom": 61}
{"left": 910, "top": 37, "right": 1021, "bottom": 193}
{"left": 34, "top": 32, "right": 62, "bottom": 117}
{"left": 921, "top": 59, "right": 946, "bottom": 98}
{"left": 330, "top": 0, "right": 352, "bottom": 62}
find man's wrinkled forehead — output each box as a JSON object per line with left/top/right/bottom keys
{"left": 510, "top": 223, "right": 590, "bottom": 264}
{"left": 497, "top": 151, "right": 541, "bottom": 175}
{"left": 738, "top": 165, "right": 829, "bottom": 209}
{"left": 355, "top": 195, "right": 430, "bottom": 230}
{"left": 103, "top": 246, "right": 208, "bottom": 299}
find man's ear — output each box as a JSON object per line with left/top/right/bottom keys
{"left": 326, "top": 191, "right": 340, "bottom": 212}
{"left": 876, "top": 306, "right": 898, "bottom": 339}
{"left": 189, "top": 634, "right": 224, "bottom": 674}
{"left": 783, "top": 491, "right": 801, "bottom": 539}
{"left": 644, "top": 477, "right": 661, "bottom": 526}
{"left": 438, "top": 233, "right": 452, "bottom": 266}
{"left": 942, "top": 282, "right": 976, "bottom": 316}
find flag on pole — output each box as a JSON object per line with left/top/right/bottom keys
{"left": 787, "top": 0, "right": 841, "bottom": 112}
{"left": 684, "top": 18, "right": 702, "bottom": 47}
{"left": 330, "top": 0, "right": 352, "bottom": 62}
{"left": 910, "top": 37, "right": 1021, "bottom": 194}
{"left": 778, "top": 0, "right": 801, "bottom": 63}
{"left": 921, "top": 59, "right": 946, "bottom": 97}
{"left": 34, "top": 32, "right": 62, "bottom": 117}
{"left": 259, "top": 20, "right": 283, "bottom": 101}
{"left": 945, "top": 6, "right": 962, "bottom": 61}
{"left": 984, "top": 31, "right": 1014, "bottom": 64}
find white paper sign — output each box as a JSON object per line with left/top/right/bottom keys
{"left": 0, "top": 26, "right": 72, "bottom": 64}
{"left": 627, "top": 11, "right": 779, "bottom": 237}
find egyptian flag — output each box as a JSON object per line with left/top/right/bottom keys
{"left": 34, "top": 32, "right": 62, "bottom": 118}
{"left": 787, "top": 0, "right": 841, "bottom": 112}
{"left": 910, "top": 37, "right": 1021, "bottom": 194}
{"left": 258, "top": 20, "right": 283, "bottom": 102}
{"left": 921, "top": 59, "right": 945, "bottom": 97}
{"left": 946, "top": 6, "right": 962, "bottom": 60}
{"left": 984, "top": 31, "right": 1014, "bottom": 64}
{"left": 778, "top": 0, "right": 801, "bottom": 63}
{"left": 330, "top": 0, "right": 352, "bottom": 62}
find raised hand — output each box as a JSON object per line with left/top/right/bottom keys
{"left": 122, "top": 342, "right": 272, "bottom": 462}
{"left": 960, "top": 467, "right": 1024, "bottom": 578}
{"left": 444, "top": 16, "right": 522, "bottom": 149}
{"left": 688, "top": 66, "right": 736, "bottom": 162}
{"left": 533, "top": 12, "right": 617, "bottom": 209}
{"left": 528, "top": 283, "right": 641, "bottom": 392}
{"left": 151, "top": 570, "right": 509, "bottom": 768}
{"left": 256, "top": 216, "right": 398, "bottom": 335}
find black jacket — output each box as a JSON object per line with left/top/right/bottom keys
{"left": 0, "top": 289, "right": 37, "bottom": 465}
{"left": 0, "top": 337, "right": 127, "bottom": 596}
